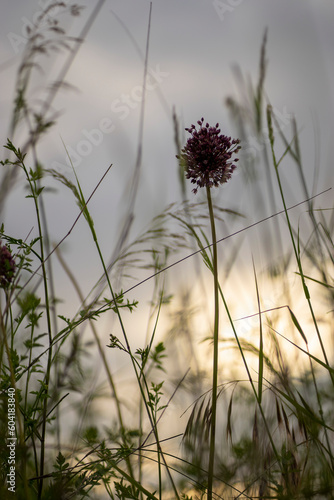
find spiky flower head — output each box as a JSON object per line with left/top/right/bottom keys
{"left": 0, "top": 241, "right": 16, "bottom": 288}
{"left": 177, "top": 118, "right": 241, "bottom": 194}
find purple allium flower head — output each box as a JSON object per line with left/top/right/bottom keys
{"left": 0, "top": 241, "right": 16, "bottom": 288}
{"left": 177, "top": 118, "right": 241, "bottom": 194}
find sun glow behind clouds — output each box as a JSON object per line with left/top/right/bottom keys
{"left": 157, "top": 239, "right": 334, "bottom": 386}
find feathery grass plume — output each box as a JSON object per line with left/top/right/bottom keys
{"left": 177, "top": 118, "right": 241, "bottom": 194}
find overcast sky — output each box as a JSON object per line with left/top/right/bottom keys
{"left": 0, "top": 0, "right": 333, "bottom": 312}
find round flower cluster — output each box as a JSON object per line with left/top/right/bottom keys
{"left": 0, "top": 241, "right": 16, "bottom": 288}
{"left": 177, "top": 118, "right": 241, "bottom": 194}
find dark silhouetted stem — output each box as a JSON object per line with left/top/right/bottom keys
{"left": 206, "top": 186, "right": 219, "bottom": 500}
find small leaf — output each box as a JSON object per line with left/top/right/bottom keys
{"left": 226, "top": 392, "right": 233, "bottom": 443}
{"left": 288, "top": 308, "right": 308, "bottom": 344}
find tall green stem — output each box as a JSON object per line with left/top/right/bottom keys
{"left": 16, "top": 150, "right": 53, "bottom": 499}
{"left": 206, "top": 186, "right": 219, "bottom": 500}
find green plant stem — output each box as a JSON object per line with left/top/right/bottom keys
{"left": 21, "top": 160, "right": 53, "bottom": 499}
{"left": 33, "top": 210, "right": 52, "bottom": 500}
{"left": 206, "top": 186, "right": 219, "bottom": 500}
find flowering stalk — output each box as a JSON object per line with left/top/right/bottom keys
{"left": 206, "top": 185, "right": 219, "bottom": 499}
{"left": 178, "top": 118, "right": 240, "bottom": 498}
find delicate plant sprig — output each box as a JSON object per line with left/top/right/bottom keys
{"left": 2, "top": 138, "right": 55, "bottom": 497}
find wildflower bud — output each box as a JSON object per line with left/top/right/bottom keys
{"left": 0, "top": 241, "right": 16, "bottom": 288}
